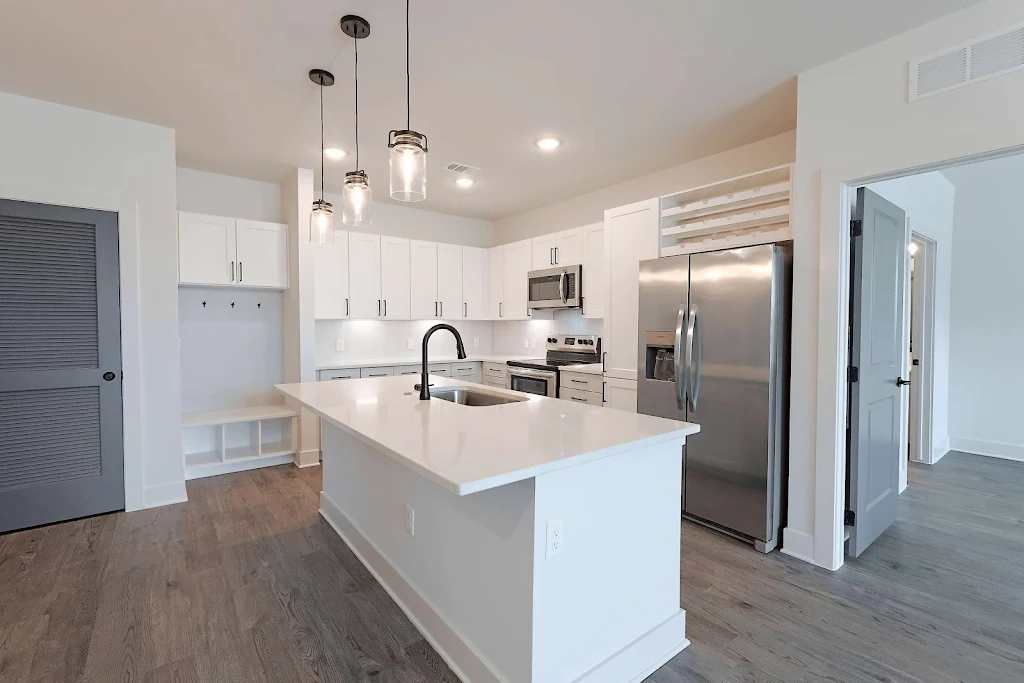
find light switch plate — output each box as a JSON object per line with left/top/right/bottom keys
{"left": 335, "top": 340, "right": 345, "bottom": 352}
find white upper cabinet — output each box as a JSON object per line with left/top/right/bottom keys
{"left": 348, "top": 232, "right": 382, "bottom": 319}
{"left": 488, "top": 247, "right": 504, "bottom": 319}
{"left": 314, "top": 231, "right": 350, "bottom": 320}
{"left": 410, "top": 240, "right": 439, "bottom": 320}
{"left": 235, "top": 219, "right": 288, "bottom": 288}
{"left": 462, "top": 246, "right": 488, "bottom": 320}
{"left": 554, "top": 227, "right": 583, "bottom": 266}
{"left": 604, "top": 199, "right": 660, "bottom": 381}
{"left": 178, "top": 212, "right": 287, "bottom": 289}
{"left": 582, "top": 222, "right": 605, "bottom": 319}
{"left": 532, "top": 234, "right": 557, "bottom": 269}
{"left": 380, "top": 236, "right": 410, "bottom": 319}
{"left": 531, "top": 227, "right": 583, "bottom": 269}
{"left": 437, "top": 243, "right": 464, "bottom": 320}
{"left": 502, "top": 239, "right": 533, "bottom": 320}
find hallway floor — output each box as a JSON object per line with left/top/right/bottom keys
{"left": 0, "top": 451, "right": 1021, "bottom": 682}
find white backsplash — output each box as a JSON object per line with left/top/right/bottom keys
{"left": 490, "top": 310, "right": 603, "bottom": 355}
{"left": 316, "top": 319, "right": 495, "bottom": 366}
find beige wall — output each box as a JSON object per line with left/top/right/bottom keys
{"left": 493, "top": 130, "right": 795, "bottom": 244}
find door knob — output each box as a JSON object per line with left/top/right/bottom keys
{"left": 896, "top": 376, "right": 911, "bottom": 387}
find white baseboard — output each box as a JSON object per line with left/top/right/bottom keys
{"left": 780, "top": 527, "right": 815, "bottom": 565}
{"left": 184, "top": 453, "right": 294, "bottom": 481}
{"left": 949, "top": 437, "right": 1024, "bottom": 463}
{"left": 932, "top": 435, "right": 951, "bottom": 463}
{"left": 143, "top": 480, "right": 188, "bottom": 509}
{"left": 320, "top": 492, "right": 501, "bottom": 683}
{"left": 295, "top": 448, "right": 321, "bottom": 468}
{"left": 578, "top": 611, "right": 688, "bottom": 683}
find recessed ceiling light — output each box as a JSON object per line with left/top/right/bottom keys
{"left": 535, "top": 137, "right": 561, "bottom": 151}
{"left": 324, "top": 147, "right": 346, "bottom": 160}
{"left": 455, "top": 177, "right": 475, "bottom": 188}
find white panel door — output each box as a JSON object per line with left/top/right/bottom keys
{"left": 348, "top": 232, "right": 381, "bottom": 319}
{"left": 488, "top": 247, "right": 504, "bottom": 319}
{"left": 555, "top": 227, "right": 583, "bottom": 266}
{"left": 437, "top": 243, "right": 463, "bottom": 320}
{"left": 380, "top": 236, "right": 410, "bottom": 319}
{"left": 582, "top": 222, "right": 605, "bottom": 319}
{"left": 410, "top": 240, "right": 439, "bottom": 320}
{"left": 314, "top": 231, "right": 350, "bottom": 319}
{"left": 604, "top": 199, "right": 660, "bottom": 380}
{"left": 235, "top": 220, "right": 288, "bottom": 288}
{"left": 532, "top": 234, "right": 556, "bottom": 269}
{"left": 178, "top": 212, "right": 236, "bottom": 286}
{"left": 503, "top": 239, "right": 533, "bottom": 320}
{"left": 462, "top": 246, "right": 488, "bottom": 320}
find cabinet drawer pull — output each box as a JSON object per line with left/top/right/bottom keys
{"left": 570, "top": 396, "right": 587, "bottom": 402}
{"left": 570, "top": 379, "right": 587, "bottom": 384}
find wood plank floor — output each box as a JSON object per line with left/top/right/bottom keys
{"left": 1, "top": 451, "right": 1021, "bottom": 682}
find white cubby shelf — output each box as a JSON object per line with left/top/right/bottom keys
{"left": 181, "top": 404, "right": 298, "bottom": 480}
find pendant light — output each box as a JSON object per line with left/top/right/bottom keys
{"left": 341, "top": 15, "right": 373, "bottom": 226}
{"left": 388, "top": 0, "right": 427, "bottom": 202}
{"left": 308, "top": 68, "right": 336, "bottom": 244}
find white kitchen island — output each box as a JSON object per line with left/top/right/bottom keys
{"left": 276, "top": 375, "right": 699, "bottom": 683}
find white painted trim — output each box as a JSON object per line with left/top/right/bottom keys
{"left": 577, "top": 612, "right": 688, "bottom": 683}
{"left": 933, "top": 436, "right": 951, "bottom": 462}
{"left": 143, "top": 481, "right": 188, "bottom": 509}
{"left": 813, "top": 138, "right": 1024, "bottom": 572}
{"left": 949, "top": 438, "right": 1024, "bottom": 463}
{"left": 908, "top": 231, "right": 938, "bottom": 466}
{"left": 295, "top": 448, "right": 321, "bottom": 468}
{"left": 780, "top": 527, "right": 815, "bottom": 564}
{"left": 320, "top": 491, "right": 502, "bottom": 683}
{"left": 184, "top": 453, "right": 294, "bottom": 481}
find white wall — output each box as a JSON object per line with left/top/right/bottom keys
{"left": 323, "top": 192, "right": 494, "bottom": 247}
{"left": 944, "top": 155, "right": 1024, "bottom": 460}
{"left": 493, "top": 131, "right": 795, "bottom": 244}
{"left": 791, "top": 0, "right": 1024, "bottom": 568}
{"left": 0, "top": 91, "right": 182, "bottom": 509}
{"left": 492, "top": 311, "right": 603, "bottom": 357}
{"left": 866, "top": 172, "right": 955, "bottom": 459}
{"left": 176, "top": 167, "right": 282, "bottom": 223}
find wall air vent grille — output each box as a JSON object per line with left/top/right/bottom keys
{"left": 910, "top": 22, "right": 1024, "bottom": 101}
{"left": 445, "top": 162, "right": 480, "bottom": 175}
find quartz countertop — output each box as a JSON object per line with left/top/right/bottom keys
{"left": 316, "top": 354, "right": 537, "bottom": 371}
{"left": 276, "top": 375, "right": 698, "bottom": 496}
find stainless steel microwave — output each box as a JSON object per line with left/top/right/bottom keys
{"left": 527, "top": 264, "right": 582, "bottom": 310}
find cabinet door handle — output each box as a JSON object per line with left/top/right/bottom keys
{"left": 384, "top": 299, "right": 387, "bottom": 317}
{"left": 555, "top": 247, "right": 559, "bottom": 264}
{"left": 464, "top": 302, "right": 468, "bottom": 317}
{"left": 550, "top": 247, "right": 554, "bottom": 265}
{"left": 239, "top": 262, "right": 243, "bottom": 282}
{"left": 440, "top": 301, "right": 443, "bottom": 317}
{"left": 378, "top": 299, "right": 381, "bottom": 316}
{"left": 602, "top": 381, "right": 606, "bottom": 403}
{"left": 346, "top": 298, "right": 349, "bottom": 316}
{"left": 602, "top": 352, "right": 607, "bottom": 372}
{"left": 435, "top": 301, "right": 438, "bottom": 317}
{"left": 230, "top": 261, "right": 235, "bottom": 281}
{"left": 499, "top": 302, "right": 503, "bottom": 317}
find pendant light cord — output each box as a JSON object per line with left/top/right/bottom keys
{"left": 319, "top": 80, "right": 325, "bottom": 200}
{"left": 406, "top": 0, "right": 411, "bottom": 130}
{"left": 354, "top": 36, "right": 360, "bottom": 171}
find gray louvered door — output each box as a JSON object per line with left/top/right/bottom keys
{"left": 0, "top": 199, "right": 123, "bottom": 533}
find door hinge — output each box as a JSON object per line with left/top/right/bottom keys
{"left": 849, "top": 366, "right": 859, "bottom": 383}
{"left": 850, "top": 219, "right": 863, "bottom": 238}
{"left": 844, "top": 510, "right": 856, "bottom": 527}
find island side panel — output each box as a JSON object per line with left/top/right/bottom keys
{"left": 319, "top": 423, "right": 534, "bottom": 683}
{"left": 531, "top": 437, "right": 687, "bottom": 683}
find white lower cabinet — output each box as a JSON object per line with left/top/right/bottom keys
{"left": 560, "top": 370, "right": 603, "bottom": 406}
{"left": 602, "top": 376, "right": 637, "bottom": 412}
{"left": 319, "top": 368, "right": 359, "bottom": 381}
{"left": 560, "top": 386, "right": 603, "bottom": 407}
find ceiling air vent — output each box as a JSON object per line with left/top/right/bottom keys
{"left": 445, "top": 162, "right": 480, "bottom": 175}
{"left": 910, "top": 22, "right": 1024, "bottom": 101}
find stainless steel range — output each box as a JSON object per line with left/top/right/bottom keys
{"left": 506, "top": 335, "right": 600, "bottom": 397}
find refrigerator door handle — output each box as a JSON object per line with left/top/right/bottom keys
{"left": 686, "top": 305, "right": 701, "bottom": 411}
{"left": 674, "top": 304, "right": 687, "bottom": 410}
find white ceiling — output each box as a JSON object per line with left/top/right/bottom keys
{"left": 0, "top": 0, "right": 982, "bottom": 220}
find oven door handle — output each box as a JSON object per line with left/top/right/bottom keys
{"left": 507, "top": 366, "right": 557, "bottom": 380}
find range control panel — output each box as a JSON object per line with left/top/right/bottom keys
{"left": 545, "top": 334, "right": 600, "bottom": 353}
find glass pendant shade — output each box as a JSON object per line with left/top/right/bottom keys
{"left": 310, "top": 199, "right": 334, "bottom": 244}
{"left": 342, "top": 171, "right": 373, "bottom": 226}
{"left": 388, "top": 130, "right": 427, "bottom": 202}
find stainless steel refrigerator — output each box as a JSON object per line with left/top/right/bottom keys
{"left": 637, "top": 244, "right": 791, "bottom": 552}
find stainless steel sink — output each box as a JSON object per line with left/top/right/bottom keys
{"left": 430, "top": 387, "right": 526, "bottom": 407}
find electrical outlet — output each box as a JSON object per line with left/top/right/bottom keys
{"left": 407, "top": 338, "right": 415, "bottom": 350}
{"left": 335, "top": 340, "right": 345, "bottom": 352}
{"left": 405, "top": 504, "right": 415, "bottom": 536}
{"left": 474, "top": 337, "right": 480, "bottom": 348}
{"left": 545, "top": 518, "right": 564, "bottom": 558}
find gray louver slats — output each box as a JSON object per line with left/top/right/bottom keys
{"left": 0, "top": 215, "right": 99, "bottom": 371}
{"left": 0, "top": 386, "right": 102, "bottom": 493}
